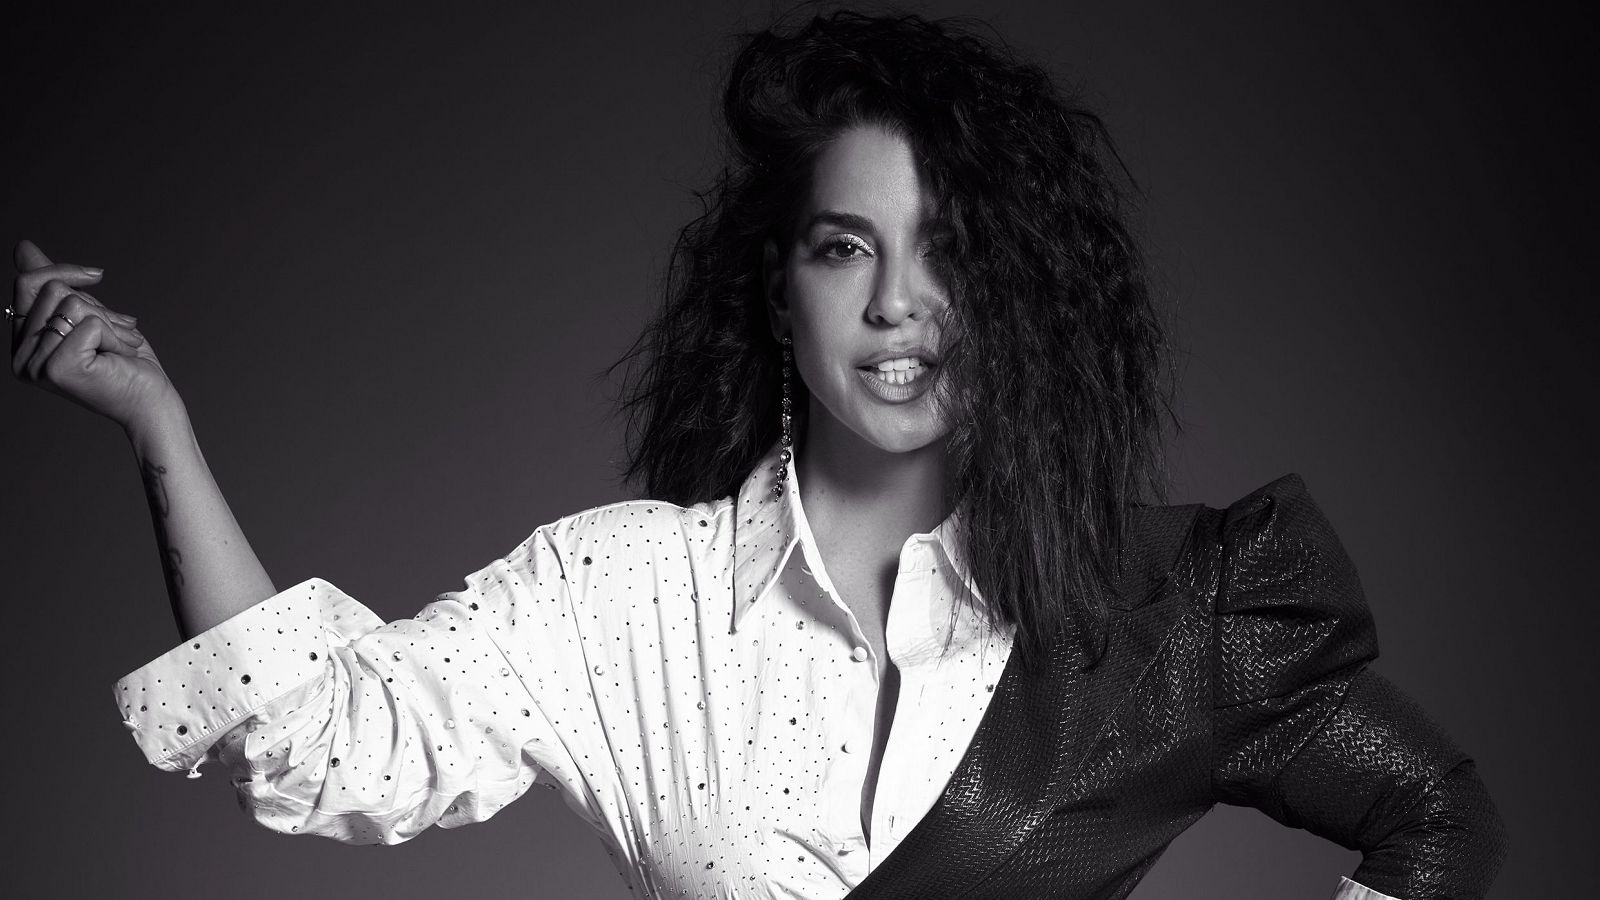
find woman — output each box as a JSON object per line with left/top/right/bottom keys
{"left": 8, "top": 10, "right": 1504, "bottom": 899}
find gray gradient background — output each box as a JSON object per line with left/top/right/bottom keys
{"left": 3, "top": 2, "right": 1593, "bottom": 897}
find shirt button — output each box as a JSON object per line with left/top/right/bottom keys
{"left": 851, "top": 646, "right": 868, "bottom": 662}
{"left": 122, "top": 719, "right": 139, "bottom": 731}
{"left": 841, "top": 739, "right": 854, "bottom": 754}
{"left": 837, "top": 845, "right": 853, "bottom": 856}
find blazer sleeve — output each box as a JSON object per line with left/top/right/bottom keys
{"left": 1209, "top": 474, "right": 1508, "bottom": 899}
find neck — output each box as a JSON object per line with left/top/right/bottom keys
{"left": 795, "top": 407, "right": 953, "bottom": 543}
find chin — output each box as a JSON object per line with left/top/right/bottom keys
{"left": 848, "top": 418, "right": 951, "bottom": 455}
{"left": 803, "top": 384, "right": 952, "bottom": 455}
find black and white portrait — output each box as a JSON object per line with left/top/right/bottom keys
{"left": 6, "top": 2, "right": 1592, "bottom": 897}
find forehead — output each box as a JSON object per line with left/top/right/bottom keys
{"left": 804, "top": 123, "right": 936, "bottom": 225}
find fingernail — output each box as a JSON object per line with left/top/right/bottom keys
{"left": 83, "top": 266, "right": 104, "bottom": 277}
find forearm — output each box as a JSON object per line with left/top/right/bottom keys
{"left": 125, "top": 399, "right": 276, "bottom": 641}
{"left": 1348, "top": 756, "right": 1507, "bottom": 898}
{"left": 1249, "top": 667, "right": 1508, "bottom": 898}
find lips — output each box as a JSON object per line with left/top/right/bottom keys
{"left": 856, "top": 362, "right": 936, "bottom": 402}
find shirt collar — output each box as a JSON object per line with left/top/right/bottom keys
{"left": 730, "top": 436, "right": 982, "bottom": 634}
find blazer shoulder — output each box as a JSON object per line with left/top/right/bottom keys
{"left": 1171, "top": 471, "right": 1325, "bottom": 557}
{"left": 1206, "top": 471, "right": 1380, "bottom": 703}
{"left": 1216, "top": 471, "right": 1312, "bottom": 526}
{"left": 1209, "top": 472, "right": 1350, "bottom": 574}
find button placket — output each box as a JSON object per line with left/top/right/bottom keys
{"left": 855, "top": 558, "right": 930, "bottom": 867}
{"left": 833, "top": 831, "right": 867, "bottom": 878}
{"left": 867, "top": 678, "right": 908, "bottom": 866}
{"left": 870, "top": 558, "right": 967, "bottom": 869}
{"left": 816, "top": 637, "right": 877, "bottom": 864}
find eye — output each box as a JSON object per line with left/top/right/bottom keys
{"left": 816, "top": 234, "right": 873, "bottom": 261}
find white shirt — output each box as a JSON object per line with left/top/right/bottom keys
{"left": 113, "top": 436, "right": 1397, "bottom": 900}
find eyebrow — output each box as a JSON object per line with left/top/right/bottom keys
{"left": 802, "top": 209, "right": 954, "bottom": 238}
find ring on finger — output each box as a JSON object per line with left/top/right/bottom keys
{"left": 4, "top": 306, "right": 21, "bottom": 322}
{"left": 44, "top": 313, "right": 75, "bottom": 339}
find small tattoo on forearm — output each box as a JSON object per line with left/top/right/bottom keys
{"left": 166, "top": 547, "right": 185, "bottom": 589}
{"left": 142, "top": 460, "right": 183, "bottom": 594}
{"left": 141, "top": 461, "right": 170, "bottom": 519}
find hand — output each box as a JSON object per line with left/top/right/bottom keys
{"left": 10, "top": 239, "right": 182, "bottom": 433}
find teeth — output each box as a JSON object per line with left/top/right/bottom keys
{"left": 872, "top": 357, "right": 922, "bottom": 371}
{"left": 868, "top": 365, "right": 926, "bottom": 385}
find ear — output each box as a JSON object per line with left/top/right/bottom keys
{"left": 762, "top": 237, "right": 789, "bottom": 341}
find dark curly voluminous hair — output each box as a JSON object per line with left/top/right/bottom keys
{"left": 603, "top": 8, "right": 1182, "bottom": 673}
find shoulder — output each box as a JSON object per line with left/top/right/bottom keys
{"left": 541, "top": 496, "right": 725, "bottom": 538}
{"left": 1205, "top": 472, "right": 1356, "bottom": 596}
{"left": 522, "top": 495, "right": 738, "bottom": 579}
{"left": 1135, "top": 473, "right": 1344, "bottom": 569}
{"left": 1199, "top": 472, "right": 1380, "bottom": 701}
{"left": 1215, "top": 471, "right": 1315, "bottom": 531}
{"left": 547, "top": 490, "right": 723, "bottom": 531}
{"left": 1122, "top": 472, "right": 1342, "bottom": 574}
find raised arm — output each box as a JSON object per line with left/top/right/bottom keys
{"left": 10, "top": 239, "right": 621, "bottom": 846}
{"left": 10, "top": 239, "right": 276, "bottom": 641}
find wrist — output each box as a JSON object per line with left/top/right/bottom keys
{"left": 123, "top": 395, "right": 194, "bottom": 458}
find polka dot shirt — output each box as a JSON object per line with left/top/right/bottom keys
{"left": 113, "top": 437, "right": 1015, "bottom": 898}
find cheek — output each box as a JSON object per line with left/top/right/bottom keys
{"left": 787, "top": 265, "right": 865, "bottom": 342}
{"left": 790, "top": 326, "right": 841, "bottom": 398}
{"left": 784, "top": 262, "right": 877, "bottom": 406}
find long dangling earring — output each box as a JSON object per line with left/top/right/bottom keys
{"left": 772, "top": 335, "right": 792, "bottom": 497}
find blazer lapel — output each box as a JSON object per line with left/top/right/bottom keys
{"left": 846, "top": 504, "right": 1202, "bottom": 898}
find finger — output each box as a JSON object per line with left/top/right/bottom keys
{"left": 15, "top": 240, "right": 53, "bottom": 272}
{"left": 90, "top": 315, "right": 135, "bottom": 356}
{"left": 71, "top": 289, "right": 136, "bottom": 326}
{"left": 14, "top": 278, "right": 77, "bottom": 366}
{"left": 14, "top": 263, "right": 102, "bottom": 320}
{"left": 53, "top": 293, "right": 142, "bottom": 350}
{"left": 10, "top": 283, "right": 134, "bottom": 373}
{"left": 23, "top": 312, "right": 72, "bottom": 381}
{"left": 41, "top": 314, "right": 133, "bottom": 387}
{"left": 13, "top": 311, "right": 143, "bottom": 381}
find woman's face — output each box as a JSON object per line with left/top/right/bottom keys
{"left": 765, "top": 122, "right": 954, "bottom": 455}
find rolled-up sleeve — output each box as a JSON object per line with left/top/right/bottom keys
{"left": 1210, "top": 474, "right": 1508, "bottom": 899}
{"left": 112, "top": 525, "right": 607, "bottom": 846}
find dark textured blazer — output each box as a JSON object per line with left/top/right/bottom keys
{"left": 846, "top": 473, "right": 1508, "bottom": 899}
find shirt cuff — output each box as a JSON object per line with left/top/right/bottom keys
{"left": 1330, "top": 875, "right": 1402, "bottom": 900}
{"left": 111, "top": 578, "right": 382, "bottom": 775}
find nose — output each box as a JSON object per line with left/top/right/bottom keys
{"left": 865, "top": 251, "right": 939, "bottom": 327}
